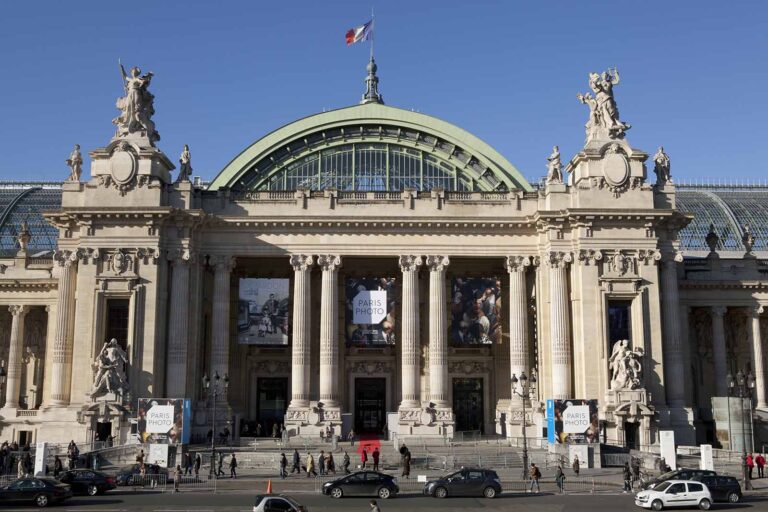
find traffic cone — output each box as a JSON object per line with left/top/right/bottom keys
{"left": 266, "top": 479, "right": 273, "bottom": 494}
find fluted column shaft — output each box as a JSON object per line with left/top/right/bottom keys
{"left": 507, "top": 256, "right": 530, "bottom": 402}
{"left": 5, "top": 306, "right": 28, "bottom": 408}
{"left": 210, "top": 256, "right": 235, "bottom": 381}
{"left": 50, "top": 252, "right": 77, "bottom": 406}
{"left": 548, "top": 252, "right": 572, "bottom": 400}
{"left": 661, "top": 258, "right": 686, "bottom": 406}
{"left": 749, "top": 307, "right": 767, "bottom": 409}
{"left": 711, "top": 306, "right": 728, "bottom": 397}
{"left": 289, "top": 255, "right": 313, "bottom": 408}
{"left": 427, "top": 256, "right": 449, "bottom": 407}
{"left": 318, "top": 255, "right": 341, "bottom": 408}
{"left": 399, "top": 256, "right": 423, "bottom": 409}
{"left": 166, "top": 255, "right": 191, "bottom": 397}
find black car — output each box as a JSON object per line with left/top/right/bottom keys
{"left": 115, "top": 463, "right": 169, "bottom": 486}
{"left": 322, "top": 471, "right": 399, "bottom": 499}
{"left": 424, "top": 468, "right": 502, "bottom": 499}
{"left": 693, "top": 474, "right": 742, "bottom": 503}
{"left": 58, "top": 469, "right": 116, "bottom": 496}
{"left": 644, "top": 468, "right": 717, "bottom": 489}
{"left": 0, "top": 477, "right": 72, "bottom": 508}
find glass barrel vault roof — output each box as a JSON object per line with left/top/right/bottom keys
{"left": 0, "top": 183, "right": 62, "bottom": 257}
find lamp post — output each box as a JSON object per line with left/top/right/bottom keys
{"left": 511, "top": 370, "right": 537, "bottom": 480}
{"left": 0, "top": 360, "right": 6, "bottom": 408}
{"left": 727, "top": 368, "right": 755, "bottom": 491}
{"left": 202, "top": 371, "right": 229, "bottom": 479}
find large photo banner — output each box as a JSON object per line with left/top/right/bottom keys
{"left": 237, "top": 278, "right": 290, "bottom": 345}
{"left": 450, "top": 277, "right": 502, "bottom": 344}
{"left": 345, "top": 277, "right": 397, "bottom": 346}
{"left": 137, "top": 398, "right": 190, "bottom": 444}
{"left": 546, "top": 399, "right": 599, "bottom": 444}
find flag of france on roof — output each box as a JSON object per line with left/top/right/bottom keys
{"left": 345, "top": 20, "right": 373, "bottom": 46}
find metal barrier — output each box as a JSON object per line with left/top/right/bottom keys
{"left": 127, "top": 474, "right": 217, "bottom": 493}
{"left": 128, "top": 474, "right": 167, "bottom": 492}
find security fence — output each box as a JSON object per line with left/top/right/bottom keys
{"left": 126, "top": 474, "right": 217, "bottom": 493}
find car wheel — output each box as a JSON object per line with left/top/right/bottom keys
{"left": 651, "top": 499, "right": 663, "bottom": 511}
{"left": 87, "top": 484, "right": 99, "bottom": 496}
{"left": 483, "top": 486, "right": 497, "bottom": 499}
{"left": 728, "top": 491, "right": 740, "bottom": 503}
{"left": 35, "top": 494, "right": 49, "bottom": 508}
{"left": 434, "top": 486, "right": 448, "bottom": 498}
{"left": 378, "top": 487, "right": 391, "bottom": 499}
{"left": 330, "top": 487, "right": 343, "bottom": 499}
{"left": 698, "top": 498, "right": 711, "bottom": 510}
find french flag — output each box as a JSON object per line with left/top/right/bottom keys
{"left": 345, "top": 20, "right": 373, "bottom": 46}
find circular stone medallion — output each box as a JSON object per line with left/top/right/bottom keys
{"left": 602, "top": 151, "right": 629, "bottom": 187}
{"left": 110, "top": 151, "right": 137, "bottom": 184}
{"left": 419, "top": 410, "right": 434, "bottom": 426}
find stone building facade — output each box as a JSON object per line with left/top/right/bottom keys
{"left": 0, "top": 62, "right": 766, "bottom": 450}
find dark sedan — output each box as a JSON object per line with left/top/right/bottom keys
{"left": 58, "top": 469, "right": 116, "bottom": 496}
{"left": 424, "top": 468, "right": 502, "bottom": 498}
{"left": 115, "top": 463, "right": 169, "bottom": 486}
{"left": 0, "top": 477, "right": 72, "bottom": 507}
{"left": 644, "top": 468, "right": 716, "bottom": 490}
{"left": 322, "top": 471, "right": 399, "bottom": 499}
{"left": 693, "top": 474, "right": 742, "bottom": 503}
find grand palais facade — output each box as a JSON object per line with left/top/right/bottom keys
{"left": 0, "top": 60, "right": 766, "bottom": 452}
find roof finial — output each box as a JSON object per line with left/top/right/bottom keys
{"left": 361, "top": 56, "right": 383, "bottom": 105}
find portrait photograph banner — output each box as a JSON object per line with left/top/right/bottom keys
{"left": 137, "top": 398, "right": 190, "bottom": 444}
{"left": 345, "top": 277, "right": 397, "bottom": 346}
{"left": 237, "top": 278, "right": 290, "bottom": 345}
{"left": 546, "top": 398, "right": 599, "bottom": 444}
{"left": 450, "top": 277, "right": 502, "bottom": 345}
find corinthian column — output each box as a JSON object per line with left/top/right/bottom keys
{"left": 50, "top": 251, "right": 78, "bottom": 406}
{"left": 166, "top": 251, "right": 192, "bottom": 398}
{"left": 399, "top": 255, "right": 423, "bottom": 409}
{"left": 547, "top": 251, "right": 572, "bottom": 400}
{"left": 5, "top": 306, "right": 28, "bottom": 408}
{"left": 507, "top": 256, "right": 531, "bottom": 402}
{"left": 289, "top": 254, "right": 313, "bottom": 409}
{"left": 660, "top": 255, "right": 686, "bottom": 407}
{"left": 318, "top": 255, "right": 341, "bottom": 408}
{"left": 210, "top": 256, "right": 235, "bottom": 382}
{"left": 710, "top": 306, "right": 728, "bottom": 397}
{"left": 749, "top": 306, "right": 767, "bottom": 409}
{"left": 426, "top": 255, "right": 449, "bottom": 408}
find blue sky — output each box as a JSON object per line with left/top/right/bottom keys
{"left": 1, "top": 0, "right": 766, "bottom": 184}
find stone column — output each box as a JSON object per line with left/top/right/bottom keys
{"left": 49, "top": 251, "right": 77, "bottom": 406}
{"left": 710, "top": 306, "right": 728, "bottom": 397}
{"left": 749, "top": 306, "right": 767, "bottom": 409}
{"left": 318, "top": 255, "right": 341, "bottom": 408}
{"left": 399, "top": 255, "right": 423, "bottom": 409}
{"left": 661, "top": 256, "right": 686, "bottom": 407}
{"left": 506, "top": 256, "right": 531, "bottom": 402}
{"left": 547, "top": 251, "right": 572, "bottom": 400}
{"left": 426, "top": 255, "right": 450, "bottom": 408}
{"left": 289, "top": 254, "right": 313, "bottom": 409}
{"left": 166, "top": 251, "right": 191, "bottom": 398}
{"left": 5, "top": 306, "right": 28, "bottom": 408}
{"left": 210, "top": 256, "right": 235, "bottom": 382}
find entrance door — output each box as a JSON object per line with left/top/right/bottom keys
{"left": 354, "top": 378, "right": 386, "bottom": 434}
{"left": 96, "top": 422, "right": 112, "bottom": 443}
{"left": 453, "top": 378, "right": 484, "bottom": 433}
{"left": 625, "top": 422, "right": 639, "bottom": 450}
{"left": 257, "top": 378, "right": 288, "bottom": 436}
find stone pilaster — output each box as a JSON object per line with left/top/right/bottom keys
{"left": 5, "top": 306, "right": 28, "bottom": 409}
{"left": 399, "top": 255, "right": 423, "bottom": 409}
{"left": 210, "top": 256, "right": 235, "bottom": 384}
{"left": 317, "top": 255, "right": 341, "bottom": 408}
{"left": 506, "top": 256, "right": 531, "bottom": 404}
{"left": 166, "top": 251, "right": 192, "bottom": 398}
{"left": 711, "top": 306, "right": 728, "bottom": 397}
{"left": 547, "top": 251, "right": 572, "bottom": 400}
{"left": 749, "top": 306, "right": 766, "bottom": 409}
{"left": 426, "top": 255, "right": 450, "bottom": 408}
{"left": 660, "top": 256, "right": 686, "bottom": 407}
{"left": 288, "top": 255, "right": 313, "bottom": 409}
{"left": 49, "top": 251, "right": 78, "bottom": 406}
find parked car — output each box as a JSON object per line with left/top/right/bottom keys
{"left": 635, "top": 480, "right": 712, "bottom": 510}
{"left": 322, "top": 471, "right": 399, "bottom": 499}
{"left": 0, "top": 477, "right": 73, "bottom": 508}
{"left": 115, "top": 463, "right": 169, "bottom": 486}
{"left": 253, "top": 494, "right": 308, "bottom": 512}
{"left": 58, "top": 469, "right": 116, "bottom": 496}
{"left": 643, "top": 468, "right": 716, "bottom": 489}
{"left": 423, "top": 468, "right": 502, "bottom": 498}
{"left": 692, "top": 474, "right": 742, "bottom": 503}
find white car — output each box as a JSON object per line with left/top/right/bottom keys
{"left": 635, "top": 479, "right": 712, "bottom": 510}
{"left": 252, "top": 493, "right": 308, "bottom": 512}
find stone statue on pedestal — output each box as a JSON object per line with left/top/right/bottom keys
{"left": 112, "top": 62, "right": 160, "bottom": 143}
{"left": 546, "top": 146, "right": 563, "bottom": 184}
{"left": 609, "top": 339, "right": 644, "bottom": 390}
{"left": 578, "top": 68, "right": 631, "bottom": 140}
{"left": 653, "top": 147, "right": 672, "bottom": 183}
{"left": 89, "top": 338, "right": 129, "bottom": 399}
{"left": 176, "top": 145, "right": 192, "bottom": 183}
{"left": 65, "top": 144, "right": 83, "bottom": 182}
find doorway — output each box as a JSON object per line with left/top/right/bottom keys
{"left": 354, "top": 378, "right": 386, "bottom": 434}
{"left": 453, "top": 378, "right": 484, "bottom": 432}
{"left": 96, "top": 421, "right": 112, "bottom": 443}
{"left": 625, "top": 422, "right": 639, "bottom": 450}
{"left": 257, "top": 378, "right": 288, "bottom": 435}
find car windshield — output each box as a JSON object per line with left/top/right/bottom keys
{"left": 657, "top": 471, "right": 678, "bottom": 481}
{"left": 654, "top": 481, "right": 672, "bottom": 492}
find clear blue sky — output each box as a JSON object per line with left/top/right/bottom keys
{"left": 1, "top": 0, "right": 766, "bottom": 184}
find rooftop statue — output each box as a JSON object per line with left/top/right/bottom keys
{"left": 545, "top": 146, "right": 563, "bottom": 184}
{"left": 112, "top": 62, "right": 160, "bottom": 144}
{"left": 89, "top": 338, "right": 129, "bottom": 399}
{"left": 176, "top": 145, "right": 192, "bottom": 183}
{"left": 577, "top": 68, "right": 631, "bottom": 140}
{"left": 65, "top": 144, "right": 83, "bottom": 182}
{"left": 653, "top": 146, "right": 672, "bottom": 184}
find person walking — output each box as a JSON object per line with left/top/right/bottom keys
{"left": 757, "top": 453, "right": 766, "bottom": 478}
{"left": 327, "top": 453, "right": 336, "bottom": 475}
{"left": 361, "top": 447, "right": 369, "bottom": 469}
{"left": 402, "top": 448, "right": 411, "bottom": 478}
{"left": 572, "top": 455, "right": 580, "bottom": 476}
{"left": 747, "top": 453, "right": 755, "bottom": 480}
{"left": 369, "top": 499, "right": 381, "bottom": 512}
{"left": 292, "top": 449, "right": 301, "bottom": 474}
{"left": 53, "top": 455, "right": 63, "bottom": 478}
{"left": 279, "top": 452, "right": 288, "bottom": 479}
{"left": 318, "top": 451, "right": 326, "bottom": 476}
{"left": 623, "top": 462, "right": 632, "bottom": 493}
{"left": 174, "top": 465, "right": 182, "bottom": 492}
{"left": 528, "top": 463, "right": 541, "bottom": 493}
{"left": 348, "top": 429, "right": 356, "bottom": 446}
{"left": 229, "top": 454, "right": 238, "bottom": 479}
{"left": 555, "top": 465, "right": 566, "bottom": 494}
{"left": 217, "top": 452, "right": 225, "bottom": 477}
{"left": 343, "top": 451, "right": 351, "bottom": 474}
{"left": 306, "top": 453, "right": 317, "bottom": 478}
{"left": 194, "top": 453, "right": 201, "bottom": 477}
{"left": 17, "top": 458, "right": 25, "bottom": 478}
{"left": 372, "top": 447, "right": 380, "bottom": 471}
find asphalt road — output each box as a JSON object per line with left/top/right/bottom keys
{"left": 2, "top": 491, "right": 766, "bottom": 512}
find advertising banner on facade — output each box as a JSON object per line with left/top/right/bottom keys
{"left": 345, "top": 277, "right": 397, "bottom": 346}
{"left": 137, "top": 398, "right": 191, "bottom": 444}
{"left": 546, "top": 399, "right": 599, "bottom": 444}
{"left": 237, "top": 278, "right": 290, "bottom": 345}
{"left": 450, "top": 277, "right": 502, "bottom": 344}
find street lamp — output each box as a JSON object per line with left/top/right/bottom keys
{"left": 511, "top": 370, "right": 537, "bottom": 480}
{"left": 727, "top": 368, "right": 755, "bottom": 491}
{"left": 202, "top": 371, "right": 229, "bottom": 479}
{"left": 0, "top": 360, "right": 6, "bottom": 408}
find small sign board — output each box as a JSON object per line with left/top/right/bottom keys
{"left": 34, "top": 442, "right": 48, "bottom": 476}
{"left": 146, "top": 405, "right": 175, "bottom": 434}
{"left": 417, "top": 475, "right": 427, "bottom": 483}
{"left": 352, "top": 290, "right": 387, "bottom": 324}
{"left": 700, "top": 444, "right": 714, "bottom": 471}
{"left": 148, "top": 443, "right": 169, "bottom": 468}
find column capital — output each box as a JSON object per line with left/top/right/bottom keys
{"left": 167, "top": 248, "right": 194, "bottom": 265}
{"left": 662, "top": 251, "right": 684, "bottom": 266}
{"left": 210, "top": 255, "right": 236, "bottom": 272}
{"left": 399, "top": 255, "right": 423, "bottom": 272}
{"left": 289, "top": 254, "right": 314, "bottom": 271}
{"left": 53, "top": 250, "right": 78, "bottom": 268}
{"left": 317, "top": 254, "right": 342, "bottom": 271}
{"left": 711, "top": 306, "right": 728, "bottom": 318}
{"left": 506, "top": 255, "right": 532, "bottom": 273}
{"left": 748, "top": 305, "right": 765, "bottom": 318}
{"left": 8, "top": 305, "right": 28, "bottom": 317}
{"left": 426, "top": 255, "right": 449, "bottom": 272}
{"left": 546, "top": 251, "right": 572, "bottom": 268}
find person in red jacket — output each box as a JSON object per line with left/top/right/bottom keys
{"left": 756, "top": 453, "right": 766, "bottom": 478}
{"left": 746, "top": 453, "right": 755, "bottom": 479}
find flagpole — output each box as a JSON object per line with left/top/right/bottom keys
{"left": 370, "top": 7, "right": 375, "bottom": 61}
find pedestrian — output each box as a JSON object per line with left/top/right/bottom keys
{"left": 747, "top": 453, "right": 755, "bottom": 480}
{"left": 186, "top": 452, "right": 194, "bottom": 475}
{"left": 17, "top": 458, "right": 25, "bottom": 478}
{"left": 230, "top": 454, "right": 237, "bottom": 479}
{"left": 372, "top": 447, "right": 380, "bottom": 471}
{"left": 306, "top": 453, "right": 317, "bottom": 478}
{"left": 361, "top": 447, "right": 368, "bottom": 469}
{"left": 369, "top": 499, "right": 381, "bottom": 512}
{"left": 757, "top": 453, "right": 766, "bottom": 478}
{"left": 402, "top": 448, "right": 411, "bottom": 478}
{"left": 327, "top": 453, "right": 336, "bottom": 475}
{"left": 194, "top": 453, "right": 201, "bottom": 477}
{"left": 272, "top": 423, "right": 279, "bottom": 439}
{"left": 572, "top": 455, "right": 580, "bottom": 476}
{"left": 292, "top": 449, "right": 301, "bottom": 474}
{"left": 280, "top": 452, "right": 288, "bottom": 479}
{"left": 217, "top": 452, "right": 225, "bottom": 477}
{"left": 348, "top": 429, "right": 356, "bottom": 446}
{"left": 528, "top": 463, "right": 541, "bottom": 493}
{"left": 137, "top": 449, "right": 145, "bottom": 464}
{"left": 631, "top": 457, "right": 641, "bottom": 485}
{"left": 150, "top": 463, "right": 160, "bottom": 489}
{"left": 555, "top": 465, "right": 565, "bottom": 493}
{"left": 343, "top": 451, "right": 351, "bottom": 474}
{"left": 256, "top": 422, "right": 263, "bottom": 437}
{"left": 623, "top": 462, "right": 632, "bottom": 493}
{"left": 53, "top": 455, "right": 62, "bottom": 477}
{"left": 174, "top": 465, "right": 182, "bottom": 492}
